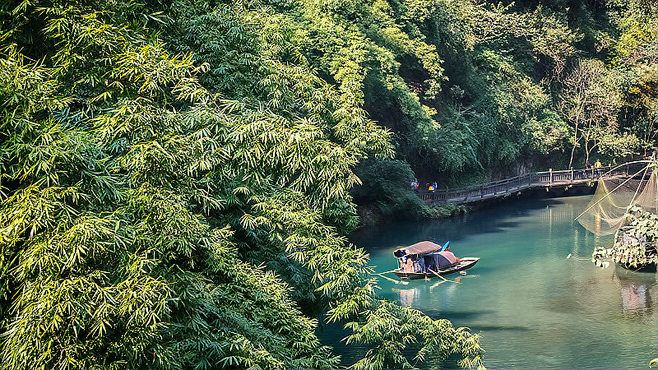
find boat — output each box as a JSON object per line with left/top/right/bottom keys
{"left": 392, "top": 241, "right": 479, "bottom": 280}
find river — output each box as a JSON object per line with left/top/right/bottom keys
{"left": 329, "top": 196, "right": 658, "bottom": 369}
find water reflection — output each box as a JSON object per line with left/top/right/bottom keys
{"left": 613, "top": 267, "right": 656, "bottom": 317}
{"left": 338, "top": 197, "right": 658, "bottom": 369}
{"left": 350, "top": 199, "right": 566, "bottom": 253}
{"left": 396, "top": 287, "right": 417, "bottom": 307}
{"left": 394, "top": 276, "right": 462, "bottom": 308}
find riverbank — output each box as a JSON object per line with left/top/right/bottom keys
{"left": 355, "top": 201, "right": 468, "bottom": 228}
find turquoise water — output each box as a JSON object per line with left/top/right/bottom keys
{"left": 337, "top": 196, "right": 658, "bottom": 369}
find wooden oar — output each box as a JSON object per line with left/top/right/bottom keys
{"left": 428, "top": 269, "right": 459, "bottom": 284}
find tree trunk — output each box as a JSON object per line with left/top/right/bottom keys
{"left": 569, "top": 124, "right": 579, "bottom": 169}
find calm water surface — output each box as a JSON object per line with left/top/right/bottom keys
{"left": 334, "top": 196, "right": 658, "bottom": 369}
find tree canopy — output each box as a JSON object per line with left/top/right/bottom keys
{"left": 2, "top": 0, "right": 658, "bottom": 369}
{"left": 0, "top": 0, "right": 482, "bottom": 369}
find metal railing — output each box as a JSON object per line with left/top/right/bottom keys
{"left": 419, "top": 162, "right": 648, "bottom": 204}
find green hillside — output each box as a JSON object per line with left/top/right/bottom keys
{"left": 1, "top": 0, "right": 657, "bottom": 368}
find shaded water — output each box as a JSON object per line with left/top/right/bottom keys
{"left": 331, "top": 196, "right": 658, "bottom": 369}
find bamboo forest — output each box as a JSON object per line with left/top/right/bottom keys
{"left": 2, "top": 0, "right": 658, "bottom": 369}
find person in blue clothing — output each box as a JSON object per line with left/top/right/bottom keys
{"left": 410, "top": 179, "right": 419, "bottom": 191}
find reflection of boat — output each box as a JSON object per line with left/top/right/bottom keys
{"left": 392, "top": 241, "right": 479, "bottom": 280}
{"left": 396, "top": 287, "right": 418, "bottom": 307}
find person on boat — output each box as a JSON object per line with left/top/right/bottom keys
{"left": 401, "top": 257, "right": 414, "bottom": 273}
{"left": 594, "top": 159, "right": 602, "bottom": 178}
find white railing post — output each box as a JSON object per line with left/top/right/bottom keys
{"left": 549, "top": 168, "right": 553, "bottom": 185}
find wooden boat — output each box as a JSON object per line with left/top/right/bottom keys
{"left": 393, "top": 257, "right": 480, "bottom": 279}
{"left": 392, "top": 241, "right": 479, "bottom": 280}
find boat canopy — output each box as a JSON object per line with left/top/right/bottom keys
{"left": 394, "top": 241, "right": 443, "bottom": 258}
{"left": 437, "top": 250, "right": 457, "bottom": 266}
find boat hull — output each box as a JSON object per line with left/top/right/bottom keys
{"left": 392, "top": 257, "right": 480, "bottom": 280}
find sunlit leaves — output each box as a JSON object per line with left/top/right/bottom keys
{"left": 0, "top": 1, "right": 486, "bottom": 369}
{"left": 346, "top": 300, "right": 483, "bottom": 370}
{"left": 593, "top": 206, "right": 658, "bottom": 269}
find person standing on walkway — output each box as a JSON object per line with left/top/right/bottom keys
{"left": 594, "top": 159, "right": 602, "bottom": 178}
{"left": 410, "top": 179, "right": 419, "bottom": 191}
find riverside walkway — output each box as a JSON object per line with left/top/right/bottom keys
{"left": 420, "top": 161, "right": 648, "bottom": 205}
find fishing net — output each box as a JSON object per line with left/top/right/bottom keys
{"left": 577, "top": 165, "right": 658, "bottom": 236}
{"left": 591, "top": 206, "right": 658, "bottom": 270}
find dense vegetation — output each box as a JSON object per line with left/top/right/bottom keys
{"left": 2, "top": 0, "right": 658, "bottom": 369}
{"left": 593, "top": 206, "right": 658, "bottom": 270}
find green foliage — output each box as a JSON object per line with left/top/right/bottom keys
{"left": 345, "top": 300, "right": 483, "bottom": 370}
{"left": 592, "top": 206, "right": 658, "bottom": 269}
{"left": 607, "top": 0, "right": 658, "bottom": 152}
{"left": 525, "top": 109, "right": 571, "bottom": 155}
{"left": 0, "top": 1, "right": 485, "bottom": 369}
{"left": 608, "top": 0, "right": 658, "bottom": 61}
{"left": 560, "top": 59, "right": 631, "bottom": 166}
{"left": 352, "top": 159, "right": 436, "bottom": 220}
{"left": 371, "top": 1, "right": 591, "bottom": 177}
{"left": 7, "top": 0, "right": 658, "bottom": 368}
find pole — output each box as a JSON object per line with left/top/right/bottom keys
{"left": 549, "top": 168, "right": 553, "bottom": 186}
